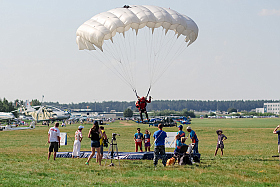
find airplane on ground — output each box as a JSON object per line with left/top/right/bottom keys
{"left": 21, "top": 100, "right": 71, "bottom": 123}
{"left": 0, "top": 112, "right": 16, "bottom": 121}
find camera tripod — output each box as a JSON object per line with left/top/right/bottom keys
{"left": 104, "top": 134, "right": 120, "bottom": 166}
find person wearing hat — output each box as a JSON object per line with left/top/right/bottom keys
{"left": 177, "top": 125, "right": 185, "bottom": 138}
{"left": 72, "top": 125, "right": 84, "bottom": 158}
{"left": 186, "top": 126, "right": 199, "bottom": 154}
{"left": 214, "top": 129, "right": 227, "bottom": 156}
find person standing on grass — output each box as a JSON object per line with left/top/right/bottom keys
{"left": 153, "top": 124, "right": 167, "bottom": 167}
{"left": 177, "top": 125, "right": 185, "bottom": 137}
{"left": 85, "top": 121, "right": 102, "bottom": 165}
{"left": 214, "top": 129, "right": 227, "bottom": 156}
{"left": 98, "top": 126, "right": 107, "bottom": 163}
{"left": 134, "top": 128, "right": 144, "bottom": 152}
{"left": 48, "top": 122, "right": 60, "bottom": 160}
{"left": 72, "top": 125, "right": 84, "bottom": 158}
{"left": 186, "top": 126, "right": 199, "bottom": 154}
{"left": 273, "top": 125, "right": 280, "bottom": 163}
{"left": 144, "top": 129, "right": 151, "bottom": 152}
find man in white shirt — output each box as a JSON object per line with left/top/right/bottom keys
{"left": 48, "top": 122, "right": 60, "bottom": 160}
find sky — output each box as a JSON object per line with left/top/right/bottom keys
{"left": 0, "top": 0, "right": 280, "bottom": 103}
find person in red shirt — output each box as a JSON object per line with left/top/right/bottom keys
{"left": 135, "top": 96, "right": 151, "bottom": 122}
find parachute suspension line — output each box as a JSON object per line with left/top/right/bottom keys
{"left": 84, "top": 50, "right": 136, "bottom": 91}
{"left": 105, "top": 33, "right": 136, "bottom": 90}
{"left": 154, "top": 31, "right": 182, "bottom": 76}
{"left": 121, "top": 31, "right": 137, "bottom": 89}
{"left": 144, "top": 28, "right": 153, "bottom": 89}
{"left": 150, "top": 29, "right": 177, "bottom": 85}
{"left": 146, "top": 85, "right": 151, "bottom": 98}
{"left": 151, "top": 42, "right": 188, "bottom": 86}
{"left": 150, "top": 28, "right": 166, "bottom": 85}
{"left": 102, "top": 42, "right": 135, "bottom": 89}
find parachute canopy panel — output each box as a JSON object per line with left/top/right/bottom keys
{"left": 76, "top": 5, "right": 199, "bottom": 50}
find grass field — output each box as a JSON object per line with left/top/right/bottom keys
{"left": 1, "top": 118, "right": 280, "bottom": 186}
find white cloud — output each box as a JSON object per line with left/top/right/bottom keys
{"left": 259, "top": 9, "right": 280, "bottom": 16}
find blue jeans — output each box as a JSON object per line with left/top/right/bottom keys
{"left": 193, "top": 141, "right": 199, "bottom": 154}
{"left": 153, "top": 145, "right": 167, "bottom": 166}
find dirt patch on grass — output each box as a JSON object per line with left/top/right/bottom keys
{"left": 119, "top": 121, "right": 133, "bottom": 126}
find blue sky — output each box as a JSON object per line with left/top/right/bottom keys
{"left": 0, "top": 0, "right": 279, "bottom": 103}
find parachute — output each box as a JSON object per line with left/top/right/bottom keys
{"left": 76, "top": 5, "right": 198, "bottom": 97}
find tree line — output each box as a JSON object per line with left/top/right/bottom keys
{"left": 44, "top": 100, "right": 278, "bottom": 112}
{"left": 1, "top": 98, "right": 278, "bottom": 113}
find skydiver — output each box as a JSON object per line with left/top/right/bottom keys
{"left": 135, "top": 96, "right": 151, "bottom": 122}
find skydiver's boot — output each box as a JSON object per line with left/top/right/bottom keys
{"left": 145, "top": 112, "right": 149, "bottom": 122}
{"left": 140, "top": 112, "right": 144, "bottom": 123}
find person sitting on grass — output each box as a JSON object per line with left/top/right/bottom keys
{"left": 174, "top": 135, "right": 187, "bottom": 156}
{"left": 214, "top": 129, "right": 227, "bottom": 156}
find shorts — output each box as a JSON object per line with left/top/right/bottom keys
{"left": 49, "top": 142, "right": 59, "bottom": 152}
{"left": 91, "top": 140, "right": 100, "bottom": 148}
{"left": 278, "top": 144, "right": 280, "bottom": 154}
{"left": 217, "top": 143, "right": 224, "bottom": 149}
{"left": 145, "top": 142, "right": 150, "bottom": 147}
{"left": 100, "top": 144, "right": 104, "bottom": 154}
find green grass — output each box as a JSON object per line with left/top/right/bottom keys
{"left": 1, "top": 118, "right": 280, "bottom": 186}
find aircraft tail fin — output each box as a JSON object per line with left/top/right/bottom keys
{"left": 25, "top": 100, "right": 35, "bottom": 112}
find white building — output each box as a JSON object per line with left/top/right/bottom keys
{"left": 256, "top": 108, "right": 264, "bottom": 113}
{"left": 264, "top": 103, "right": 280, "bottom": 114}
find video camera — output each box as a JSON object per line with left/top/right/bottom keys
{"left": 112, "top": 133, "right": 120, "bottom": 140}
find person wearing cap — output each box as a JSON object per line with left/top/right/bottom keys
{"left": 72, "top": 125, "right": 84, "bottom": 158}
{"left": 273, "top": 125, "right": 280, "bottom": 163}
{"left": 186, "top": 126, "right": 199, "bottom": 154}
{"left": 177, "top": 125, "right": 185, "bottom": 137}
{"left": 214, "top": 129, "right": 227, "bottom": 156}
{"left": 134, "top": 128, "right": 144, "bottom": 152}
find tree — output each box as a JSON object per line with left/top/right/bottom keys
{"left": 123, "top": 108, "right": 133, "bottom": 117}
{"left": 31, "top": 99, "right": 41, "bottom": 106}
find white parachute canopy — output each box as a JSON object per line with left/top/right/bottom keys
{"left": 76, "top": 5, "right": 198, "bottom": 96}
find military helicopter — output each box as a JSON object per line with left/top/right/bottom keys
{"left": 20, "top": 100, "right": 71, "bottom": 123}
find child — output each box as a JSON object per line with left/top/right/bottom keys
{"left": 214, "top": 129, "right": 227, "bottom": 156}
{"left": 144, "top": 129, "right": 151, "bottom": 152}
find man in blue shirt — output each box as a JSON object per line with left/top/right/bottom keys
{"left": 186, "top": 126, "right": 199, "bottom": 154}
{"left": 153, "top": 123, "right": 167, "bottom": 167}
{"left": 273, "top": 125, "right": 280, "bottom": 163}
{"left": 134, "top": 128, "right": 144, "bottom": 152}
{"left": 177, "top": 125, "right": 185, "bottom": 137}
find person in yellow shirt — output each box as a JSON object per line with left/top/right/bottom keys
{"left": 98, "top": 126, "right": 107, "bottom": 163}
